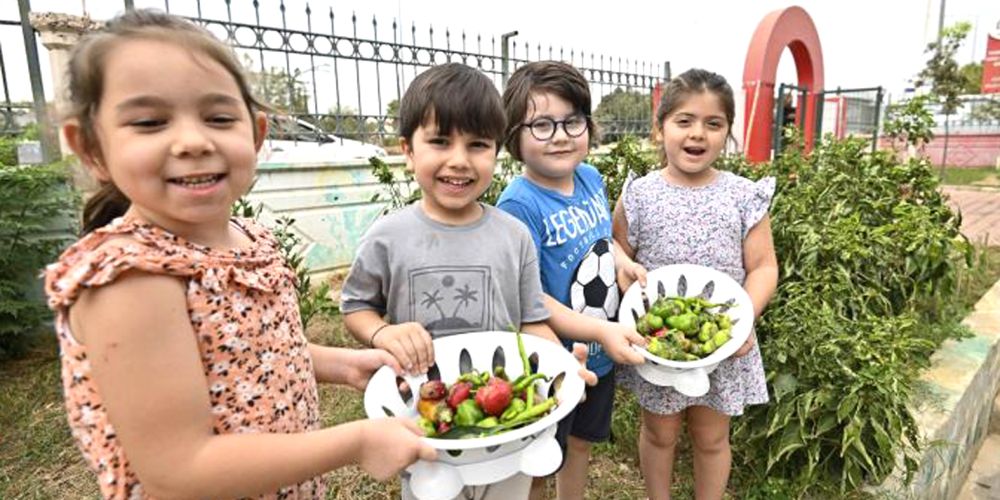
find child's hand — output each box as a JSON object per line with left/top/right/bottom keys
{"left": 618, "top": 261, "right": 648, "bottom": 292}
{"left": 342, "top": 349, "right": 403, "bottom": 391}
{"left": 371, "top": 322, "right": 435, "bottom": 375}
{"left": 358, "top": 417, "right": 437, "bottom": 480}
{"left": 734, "top": 331, "right": 757, "bottom": 357}
{"left": 570, "top": 342, "right": 599, "bottom": 387}
{"left": 599, "top": 322, "right": 647, "bottom": 365}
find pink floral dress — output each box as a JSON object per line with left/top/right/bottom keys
{"left": 44, "top": 215, "right": 325, "bottom": 499}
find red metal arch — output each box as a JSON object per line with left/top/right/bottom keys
{"left": 743, "top": 6, "right": 824, "bottom": 162}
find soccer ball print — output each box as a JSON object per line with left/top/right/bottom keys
{"left": 570, "top": 239, "right": 619, "bottom": 320}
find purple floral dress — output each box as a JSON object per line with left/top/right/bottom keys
{"left": 617, "top": 169, "right": 775, "bottom": 416}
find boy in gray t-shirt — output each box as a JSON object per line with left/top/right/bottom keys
{"left": 341, "top": 62, "right": 583, "bottom": 500}
{"left": 341, "top": 63, "right": 564, "bottom": 377}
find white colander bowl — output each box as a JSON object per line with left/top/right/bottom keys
{"left": 363, "top": 330, "right": 585, "bottom": 500}
{"left": 618, "top": 264, "right": 754, "bottom": 396}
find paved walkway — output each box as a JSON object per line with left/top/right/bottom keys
{"left": 959, "top": 432, "right": 1000, "bottom": 499}
{"left": 942, "top": 187, "right": 1000, "bottom": 246}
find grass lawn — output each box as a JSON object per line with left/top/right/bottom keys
{"left": 3, "top": 246, "right": 999, "bottom": 499}
{"left": 939, "top": 166, "right": 1000, "bottom": 187}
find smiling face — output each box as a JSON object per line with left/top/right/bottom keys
{"left": 402, "top": 117, "right": 497, "bottom": 226}
{"left": 69, "top": 38, "right": 265, "bottom": 240}
{"left": 659, "top": 91, "right": 729, "bottom": 183}
{"left": 516, "top": 92, "right": 590, "bottom": 189}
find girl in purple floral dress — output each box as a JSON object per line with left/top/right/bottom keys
{"left": 611, "top": 69, "right": 779, "bottom": 500}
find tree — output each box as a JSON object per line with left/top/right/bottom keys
{"left": 315, "top": 106, "right": 381, "bottom": 142}
{"left": 970, "top": 98, "right": 1000, "bottom": 122}
{"left": 242, "top": 55, "right": 310, "bottom": 114}
{"left": 959, "top": 62, "right": 982, "bottom": 95}
{"left": 593, "top": 88, "right": 652, "bottom": 144}
{"left": 882, "top": 95, "right": 935, "bottom": 158}
{"left": 915, "top": 21, "right": 972, "bottom": 174}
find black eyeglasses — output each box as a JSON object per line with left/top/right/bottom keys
{"left": 520, "top": 114, "right": 589, "bottom": 141}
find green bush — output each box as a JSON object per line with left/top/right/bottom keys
{"left": 719, "top": 135, "right": 969, "bottom": 494}
{"left": 0, "top": 160, "right": 78, "bottom": 359}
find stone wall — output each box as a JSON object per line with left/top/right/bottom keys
{"left": 877, "top": 279, "right": 1000, "bottom": 499}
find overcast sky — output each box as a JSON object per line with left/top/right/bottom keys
{"left": 3, "top": 0, "right": 997, "bottom": 110}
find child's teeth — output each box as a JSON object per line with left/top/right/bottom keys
{"left": 176, "top": 175, "right": 219, "bottom": 186}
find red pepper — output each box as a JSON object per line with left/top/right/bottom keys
{"left": 475, "top": 377, "right": 513, "bottom": 416}
{"left": 446, "top": 381, "right": 472, "bottom": 410}
{"left": 419, "top": 380, "right": 446, "bottom": 400}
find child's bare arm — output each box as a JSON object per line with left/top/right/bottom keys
{"left": 735, "top": 215, "right": 779, "bottom": 357}
{"left": 521, "top": 320, "right": 599, "bottom": 386}
{"left": 742, "top": 215, "right": 778, "bottom": 319}
{"left": 541, "top": 295, "right": 645, "bottom": 364}
{"left": 309, "top": 344, "right": 402, "bottom": 390}
{"left": 612, "top": 195, "right": 635, "bottom": 259}
{"left": 343, "top": 309, "right": 434, "bottom": 375}
{"left": 612, "top": 196, "right": 646, "bottom": 290}
{"left": 520, "top": 320, "right": 560, "bottom": 343}
{"left": 72, "top": 272, "right": 434, "bottom": 499}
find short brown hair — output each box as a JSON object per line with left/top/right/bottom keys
{"left": 65, "top": 9, "right": 266, "bottom": 234}
{"left": 398, "top": 63, "right": 505, "bottom": 149}
{"left": 502, "top": 61, "right": 596, "bottom": 162}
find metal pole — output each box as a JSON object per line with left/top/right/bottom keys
{"left": 774, "top": 84, "right": 786, "bottom": 156}
{"left": 500, "top": 31, "right": 518, "bottom": 88}
{"left": 17, "top": 0, "right": 57, "bottom": 162}
{"left": 814, "top": 89, "right": 825, "bottom": 145}
{"left": 124, "top": 0, "right": 134, "bottom": 11}
{"left": 937, "top": 0, "right": 946, "bottom": 42}
{"left": 871, "top": 87, "right": 884, "bottom": 153}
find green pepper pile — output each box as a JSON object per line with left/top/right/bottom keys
{"left": 415, "top": 332, "right": 557, "bottom": 439}
{"left": 635, "top": 296, "right": 735, "bottom": 362}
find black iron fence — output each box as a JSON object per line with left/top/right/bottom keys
{"left": 141, "top": 0, "right": 669, "bottom": 147}
{"left": 3, "top": 0, "right": 667, "bottom": 158}
{"left": 0, "top": 18, "right": 35, "bottom": 137}
{"left": 773, "top": 83, "right": 884, "bottom": 155}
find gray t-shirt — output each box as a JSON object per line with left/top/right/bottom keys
{"left": 341, "top": 203, "right": 550, "bottom": 337}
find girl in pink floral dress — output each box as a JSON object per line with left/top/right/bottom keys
{"left": 44, "top": 10, "right": 434, "bottom": 499}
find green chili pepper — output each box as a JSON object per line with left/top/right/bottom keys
{"left": 494, "top": 397, "right": 557, "bottom": 431}
{"left": 698, "top": 321, "right": 718, "bottom": 342}
{"left": 501, "top": 398, "right": 527, "bottom": 422}
{"left": 701, "top": 339, "right": 717, "bottom": 355}
{"left": 476, "top": 416, "right": 499, "bottom": 428}
{"left": 454, "top": 399, "right": 485, "bottom": 427}
{"left": 718, "top": 315, "right": 732, "bottom": 330}
{"left": 517, "top": 330, "right": 531, "bottom": 376}
{"left": 417, "top": 416, "right": 437, "bottom": 437}
{"left": 513, "top": 373, "right": 547, "bottom": 392}
{"left": 666, "top": 312, "right": 699, "bottom": 333}
{"left": 712, "top": 330, "right": 731, "bottom": 347}
{"left": 457, "top": 371, "right": 484, "bottom": 387}
{"left": 646, "top": 314, "right": 664, "bottom": 331}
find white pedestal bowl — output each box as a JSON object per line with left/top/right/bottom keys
{"left": 363, "top": 331, "right": 585, "bottom": 500}
{"left": 618, "top": 264, "right": 754, "bottom": 397}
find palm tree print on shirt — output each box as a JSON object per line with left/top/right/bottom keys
{"left": 409, "top": 266, "right": 491, "bottom": 335}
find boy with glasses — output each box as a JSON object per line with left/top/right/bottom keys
{"left": 497, "top": 61, "right": 647, "bottom": 499}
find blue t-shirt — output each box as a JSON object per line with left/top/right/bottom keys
{"left": 497, "top": 163, "right": 620, "bottom": 377}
